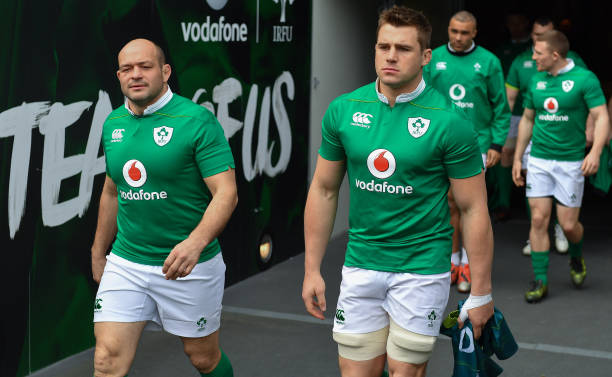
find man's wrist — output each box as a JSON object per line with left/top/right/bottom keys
{"left": 489, "top": 143, "right": 503, "bottom": 153}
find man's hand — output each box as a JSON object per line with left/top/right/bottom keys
{"left": 486, "top": 149, "right": 501, "bottom": 168}
{"left": 302, "top": 271, "right": 327, "bottom": 320}
{"left": 91, "top": 252, "right": 107, "bottom": 284}
{"left": 458, "top": 300, "right": 494, "bottom": 340}
{"left": 581, "top": 150, "right": 600, "bottom": 176}
{"left": 512, "top": 160, "right": 525, "bottom": 187}
{"left": 162, "top": 237, "right": 204, "bottom": 280}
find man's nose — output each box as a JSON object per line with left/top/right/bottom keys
{"left": 132, "top": 66, "right": 143, "bottom": 78}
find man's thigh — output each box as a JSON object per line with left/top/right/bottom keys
{"left": 149, "top": 253, "right": 226, "bottom": 338}
{"left": 527, "top": 197, "right": 553, "bottom": 219}
{"left": 384, "top": 272, "right": 450, "bottom": 337}
{"left": 94, "top": 321, "right": 147, "bottom": 372}
{"left": 551, "top": 160, "right": 584, "bottom": 207}
{"left": 555, "top": 204, "right": 581, "bottom": 226}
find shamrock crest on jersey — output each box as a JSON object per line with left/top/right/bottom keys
{"left": 407, "top": 117, "right": 430, "bottom": 138}
{"left": 562, "top": 80, "right": 574, "bottom": 93}
{"left": 154, "top": 126, "right": 174, "bottom": 146}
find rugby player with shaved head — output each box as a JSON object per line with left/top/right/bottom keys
{"left": 91, "top": 38, "right": 237, "bottom": 377}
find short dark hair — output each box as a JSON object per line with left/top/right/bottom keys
{"left": 451, "top": 10, "right": 477, "bottom": 28}
{"left": 534, "top": 16, "right": 554, "bottom": 28}
{"left": 377, "top": 6, "right": 432, "bottom": 50}
{"left": 536, "top": 30, "right": 569, "bottom": 58}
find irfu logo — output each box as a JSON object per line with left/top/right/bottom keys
{"left": 335, "top": 309, "right": 345, "bottom": 324}
{"left": 427, "top": 310, "right": 438, "bottom": 327}
{"left": 197, "top": 317, "right": 207, "bottom": 330}
{"left": 94, "top": 298, "right": 103, "bottom": 312}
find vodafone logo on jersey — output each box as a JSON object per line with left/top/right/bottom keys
{"left": 539, "top": 97, "right": 569, "bottom": 122}
{"left": 123, "top": 160, "right": 147, "bottom": 188}
{"left": 543, "top": 97, "right": 559, "bottom": 114}
{"left": 356, "top": 149, "right": 413, "bottom": 195}
{"left": 367, "top": 149, "right": 396, "bottom": 179}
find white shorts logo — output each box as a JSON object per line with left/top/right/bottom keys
{"left": 562, "top": 80, "right": 574, "bottom": 93}
{"left": 407, "top": 117, "right": 430, "bottom": 138}
{"left": 544, "top": 97, "right": 559, "bottom": 114}
{"left": 123, "top": 160, "right": 147, "bottom": 188}
{"left": 367, "top": 149, "right": 396, "bottom": 179}
{"left": 449, "top": 84, "right": 466, "bottom": 101}
{"left": 154, "top": 126, "right": 173, "bottom": 147}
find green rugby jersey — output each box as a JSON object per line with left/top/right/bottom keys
{"left": 424, "top": 44, "right": 510, "bottom": 154}
{"left": 102, "top": 91, "right": 235, "bottom": 265}
{"left": 493, "top": 38, "right": 531, "bottom": 77}
{"left": 524, "top": 62, "right": 605, "bottom": 161}
{"left": 506, "top": 48, "right": 585, "bottom": 116}
{"left": 320, "top": 80, "right": 483, "bottom": 274}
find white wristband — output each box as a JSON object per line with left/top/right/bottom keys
{"left": 459, "top": 293, "right": 493, "bottom": 322}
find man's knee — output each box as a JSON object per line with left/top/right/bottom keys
{"left": 386, "top": 320, "right": 436, "bottom": 365}
{"left": 184, "top": 343, "right": 221, "bottom": 373}
{"left": 333, "top": 327, "right": 389, "bottom": 361}
{"left": 559, "top": 220, "right": 579, "bottom": 235}
{"left": 530, "top": 210, "right": 549, "bottom": 230}
{"left": 94, "top": 343, "right": 129, "bottom": 376}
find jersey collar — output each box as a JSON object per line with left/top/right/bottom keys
{"left": 555, "top": 58, "right": 575, "bottom": 75}
{"left": 446, "top": 41, "right": 476, "bottom": 56}
{"left": 124, "top": 86, "right": 174, "bottom": 117}
{"left": 375, "top": 77, "right": 426, "bottom": 105}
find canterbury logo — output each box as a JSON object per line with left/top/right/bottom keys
{"left": 352, "top": 112, "right": 373, "bottom": 125}
{"left": 111, "top": 128, "right": 125, "bottom": 142}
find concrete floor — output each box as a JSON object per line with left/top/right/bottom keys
{"left": 30, "top": 190, "right": 612, "bottom": 377}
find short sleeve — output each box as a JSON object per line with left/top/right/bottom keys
{"left": 318, "top": 100, "right": 346, "bottom": 161}
{"left": 506, "top": 57, "right": 520, "bottom": 89}
{"left": 194, "top": 113, "right": 235, "bottom": 178}
{"left": 522, "top": 76, "right": 535, "bottom": 110}
{"left": 582, "top": 72, "right": 606, "bottom": 110}
{"left": 443, "top": 113, "right": 483, "bottom": 179}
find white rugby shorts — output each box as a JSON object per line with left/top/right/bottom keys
{"left": 508, "top": 115, "right": 521, "bottom": 140}
{"left": 94, "top": 252, "right": 225, "bottom": 338}
{"left": 333, "top": 266, "right": 450, "bottom": 337}
{"left": 526, "top": 155, "right": 584, "bottom": 207}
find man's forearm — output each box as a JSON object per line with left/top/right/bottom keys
{"left": 514, "top": 115, "right": 533, "bottom": 163}
{"left": 460, "top": 205, "right": 493, "bottom": 295}
{"left": 590, "top": 113, "right": 611, "bottom": 156}
{"left": 91, "top": 190, "right": 118, "bottom": 256}
{"left": 188, "top": 189, "right": 238, "bottom": 251}
{"left": 304, "top": 185, "right": 339, "bottom": 274}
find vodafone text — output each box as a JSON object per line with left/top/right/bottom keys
{"left": 120, "top": 189, "right": 168, "bottom": 201}
{"left": 355, "top": 179, "right": 414, "bottom": 195}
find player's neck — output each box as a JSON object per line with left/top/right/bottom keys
{"left": 548, "top": 59, "right": 570, "bottom": 77}
{"left": 127, "top": 84, "right": 169, "bottom": 115}
{"left": 378, "top": 74, "right": 423, "bottom": 107}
